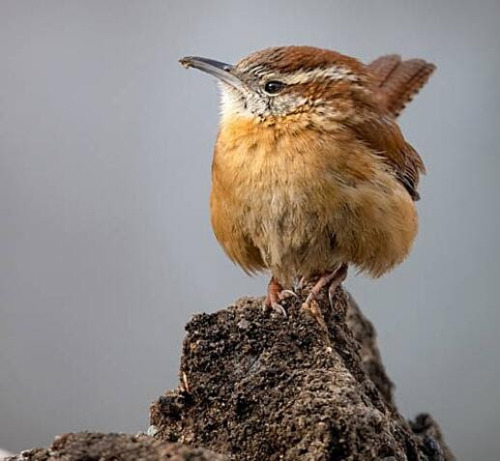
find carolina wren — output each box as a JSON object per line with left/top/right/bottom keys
{"left": 180, "top": 46, "right": 435, "bottom": 313}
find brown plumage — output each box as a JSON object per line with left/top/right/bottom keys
{"left": 180, "top": 46, "right": 435, "bottom": 312}
{"left": 368, "top": 54, "right": 436, "bottom": 117}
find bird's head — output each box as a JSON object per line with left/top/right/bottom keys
{"left": 180, "top": 46, "right": 371, "bottom": 128}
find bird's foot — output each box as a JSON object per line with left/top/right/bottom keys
{"left": 300, "top": 264, "right": 348, "bottom": 335}
{"left": 263, "top": 277, "right": 297, "bottom": 316}
{"left": 301, "top": 264, "right": 348, "bottom": 311}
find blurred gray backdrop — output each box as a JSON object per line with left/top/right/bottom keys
{"left": 1, "top": 0, "right": 499, "bottom": 458}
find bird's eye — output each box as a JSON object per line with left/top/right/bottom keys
{"left": 264, "top": 81, "right": 285, "bottom": 94}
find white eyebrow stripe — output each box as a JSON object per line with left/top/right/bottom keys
{"left": 276, "top": 66, "right": 360, "bottom": 85}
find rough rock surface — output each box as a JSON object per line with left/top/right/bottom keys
{"left": 8, "top": 286, "right": 454, "bottom": 461}
{"left": 6, "top": 432, "right": 227, "bottom": 461}
{"left": 150, "top": 287, "right": 454, "bottom": 461}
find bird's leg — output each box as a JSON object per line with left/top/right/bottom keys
{"left": 302, "top": 264, "right": 348, "bottom": 310}
{"left": 264, "top": 277, "right": 288, "bottom": 316}
{"left": 327, "top": 264, "right": 348, "bottom": 308}
{"left": 301, "top": 265, "right": 348, "bottom": 334}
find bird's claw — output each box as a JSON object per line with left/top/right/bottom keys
{"left": 262, "top": 300, "right": 287, "bottom": 316}
{"left": 279, "top": 289, "right": 298, "bottom": 300}
{"left": 301, "top": 299, "right": 322, "bottom": 322}
{"left": 271, "top": 302, "right": 287, "bottom": 316}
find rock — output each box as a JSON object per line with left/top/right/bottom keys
{"left": 7, "top": 286, "right": 454, "bottom": 460}
{"left": 150, "top": 288, "right": 455, "bottom": 461}
{"left": 6, "top": 432, "right": 227, "bottom": 461}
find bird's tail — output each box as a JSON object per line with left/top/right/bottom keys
{"left": 367, "top": 55, "right": 436, "bottom": 118}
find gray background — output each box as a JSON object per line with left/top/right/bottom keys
{"left": 1, "top": 0, "right": 499, "bottom": 458}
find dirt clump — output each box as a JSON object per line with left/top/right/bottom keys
{"left": 150, "top": 288, "right": 454, "bottom": 460}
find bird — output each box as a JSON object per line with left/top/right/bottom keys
{"left": 179, "top": 46, "right": 435, "bottom": 314}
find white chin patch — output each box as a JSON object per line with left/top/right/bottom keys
{"left": 219, "top": 84, "right": 252, "bottom": 120}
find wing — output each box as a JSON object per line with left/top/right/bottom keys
{"left": 343, "top": 54, "right": 434, "bottom": 200}
{"left": 347, "top": 112, "right": 425, "bottom": 200}
{"left": 367, "top": 54, "right": 436, "bottom": 118}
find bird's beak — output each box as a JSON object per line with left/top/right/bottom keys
{"left": 179, "top": 56, "right": 245, "bottom": 91}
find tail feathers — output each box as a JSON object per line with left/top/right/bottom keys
{"left": 367, "top": 55, "right": 436, "bottom": 118}
{"left": 367, "top": 54, "right": 402, "bottom": 87}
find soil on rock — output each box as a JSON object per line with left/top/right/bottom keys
{"left": 150, "top": 287, "right": 454, "bottom": 461}
{"left": 6, "top": 432, "right": 227, "bottom": 461}
{"left": 7, "top": 286, "right": 454, "bottom": 461}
